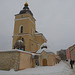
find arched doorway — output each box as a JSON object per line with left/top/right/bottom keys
{"left": 43, "top": 59, "right": 47, "bottom": 66}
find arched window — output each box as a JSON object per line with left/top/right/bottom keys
{"left": 19, "top": 25, "right": 23, "bottom": 33}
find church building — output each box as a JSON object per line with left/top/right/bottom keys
{"left": 12, "top": 2, "right": 47, "bottom": 52}
{"left": 0, "top": 2, "right": 56, "bottom": 71}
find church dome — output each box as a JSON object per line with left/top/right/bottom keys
{"left": 36, "top": 43, "right": 52, "bottom": 53}
{"left": 19, "top": 2, "right": 33, "bottom": 16}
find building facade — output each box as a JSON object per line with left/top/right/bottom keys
{"left": 66, "top": 48, "right": 71, "bottom": 61}
{"left": 12, "top": 2, "right": 47, "bottom": 52}
{"left": 66, "top": 44, "right": 75, "bottom": 61}
{"left": 36, "top": 43, "right": 56, "bottom": 66}
{"left": 0, "top": 2, "right": 56, "bottom": 71}
{"left": 57, "top": 49, "right": 66, "bottom": 60}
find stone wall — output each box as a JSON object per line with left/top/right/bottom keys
{"left": 0, "top": 51, "right": 20, "bottom": 71}
{"left": 19, "top": 52, "right": 35, "bottom": 70}
{"left": 0, "top": 50, "right": 56, "bottom": 71}
{"left": 0, "top": 50, "right": 36, "bottom": 71}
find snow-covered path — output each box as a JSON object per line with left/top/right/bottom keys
{"left": 70, "top": 70, "right": 75, "bottom": 75}
{"left": 0, "top": 61, "right": 73, "bottom": 75}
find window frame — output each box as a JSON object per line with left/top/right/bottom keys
{"left": 19, "top": 25, "right": 23, "bottom": 33}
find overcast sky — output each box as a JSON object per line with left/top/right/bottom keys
{"left": 0, "top": 0, "right": 75, "bottom": 52}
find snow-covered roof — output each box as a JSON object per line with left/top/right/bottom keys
{"left": 40, "top": 43, "right": 48, "bottom": 48}
{"left": 0, "top": 49, "right": 18, "bottom": 52}
{"left": 36, "top": 48, "right": 52, "bottom": 54}
{"left": 35, "top": 33, "right": 47, "bottom": 41}
{"left": 35, "top": 33, "right": 42, "bottom": 35}
{"left": 0, "top": 49, "right": 39, "bottom": 55}
{"left": 36, "top": 43, "right": 54, "bottom": 54}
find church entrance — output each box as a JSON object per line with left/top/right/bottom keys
{"left": 43, "top": 59, "right": 47, "bottom": 66}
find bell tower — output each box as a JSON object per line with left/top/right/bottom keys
{"left": 13, "top": 2, "right": 36, "bottom": 51}
{"left": 12, "top": 2, "right": 47, "bottom": 52}
{"left": 14, "top": 2, "right": 36, "bottom": 35}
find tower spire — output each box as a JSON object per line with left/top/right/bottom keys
{"left": 24, "top": 0, "right": 28, "bottom": 6}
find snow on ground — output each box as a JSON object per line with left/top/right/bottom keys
{"left": 0, "top": 61, "right": 73, "bottom": 75}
